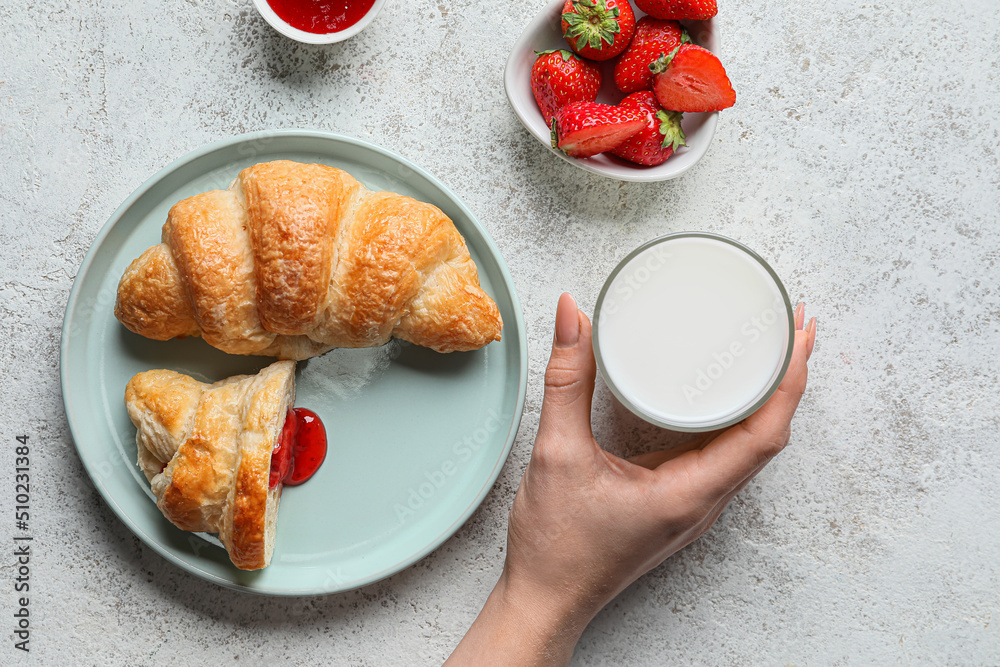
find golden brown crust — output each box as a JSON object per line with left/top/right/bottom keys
{"left": 226, "top": 361, "right": 294, "bottom": 570}
{"left": 227, "top": 453, "right": 269, "bottom": 569}
{"left": 124, "top": 361, "right": 295, "bottom": 570}
{"left": 115, "top": 160, "right": 502, "bottom": 359}
{"left": 164, "top": 190, "right": 276, "bottom": 355}
{"left": 239, "top": 162, "right": 357, "bottom": 336}
{"left": 327, "top": 191, "right": 449, "bottom": 346}
{"left": 158, "top": 382, "right": 244, "bottom": 532}
{"left": 124, "top": 369, "right": 203, "bottom": 443}
{"left": 124, "top": 369, "right": 204, "bottom": 480}
{"left": 115, "top": 245, "right": 199, "bottom": 341}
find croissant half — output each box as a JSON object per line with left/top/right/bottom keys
{"left": 124, "top": 360, "right": 295, "bottom": 570}
{"left": 115, "top": 160, "right": 503, "bottom": 360}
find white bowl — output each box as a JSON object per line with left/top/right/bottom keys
{"left": 252, "top": 0, "right": 387, "bottom": 44}
{"left": 503, "top": 0, "right": 720, "bottom": 182}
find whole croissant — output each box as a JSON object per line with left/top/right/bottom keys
{"left": 115, "top": 160, "right": 503, "bottom": 360}
{"left": 124, "top": 360, "right": 296, "bottom": 570}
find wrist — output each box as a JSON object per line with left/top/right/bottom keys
{"left": 490, "top": 567, "right": 596, "bottom": 663}
{"left": 447, "top": 568, "right": 597, "bottom": 667}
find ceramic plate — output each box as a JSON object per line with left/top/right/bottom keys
{"left": 504, "top": 0, "right": 719, "bottom": 182}
{"left": 61, "top": 130, "right": 527, "bottom": 595}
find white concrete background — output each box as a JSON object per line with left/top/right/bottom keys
{"left": 1, "top": 0, "right": 998, "bottom": 663}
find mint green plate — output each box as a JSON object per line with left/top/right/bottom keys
{"left": 60, "top": 130, "right": 527, "bottom": 595}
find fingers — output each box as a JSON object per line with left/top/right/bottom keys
{"left": 735, "top": 302, "right": 813, "bottom": 444}
{"left": 806, "top": 317, "right": 817, "bottom": 359}
{"left": 664, "top": 316, "right": 813, "bottom": 503}
{"left": 536, "top": 293, "right": 598, "bottom": 448}
{"left": 627, "top": 433, "right": 715, "bottom": 470}
{"left": 797, "top": 302, "right": 818, "bottom": 361}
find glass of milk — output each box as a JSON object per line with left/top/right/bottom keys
{"left": 594, "top": 232, "right": 794, "bottom": 432}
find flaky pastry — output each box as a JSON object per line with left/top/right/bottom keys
{"left": 124, "top": 360, "right": 295, "bottom": 570}
{"left": 115, "top": 160, "right": 503, "bottom": 360}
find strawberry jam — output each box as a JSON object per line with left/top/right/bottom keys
{"left": 269, "top": 408, "right": 327, "bottom": 489}
{"left": 266, "top": 0, "right": 377, "bottom": 34}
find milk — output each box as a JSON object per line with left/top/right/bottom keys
{"left": 594, "top": 235, "right": 792, "bottom": 431}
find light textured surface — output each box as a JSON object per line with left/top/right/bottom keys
{"left": 1, "top": 0, "right": 999, "bottom": 663}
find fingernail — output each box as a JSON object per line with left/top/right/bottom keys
{"left": 807, "top": 317, "right": 817, "bottom": 357}
{"left": 555, "top": 293, "right": 580, "bottom": 347}
{"left": 795, "top": 303, "right": 805, "bottom": 330}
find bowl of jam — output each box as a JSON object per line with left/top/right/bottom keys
{"left": 252, "top": 0, "right": 386, "bottom": 44}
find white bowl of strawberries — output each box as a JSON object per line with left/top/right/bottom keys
{"left": 504, "top": 0, "right": 734, "bottom": 181}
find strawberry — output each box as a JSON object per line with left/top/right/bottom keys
{"left": 551, "top": 101, "right": 647, "bottom": 158}
{"left": 530, "top": 50, "right": 602, "bottom": 125}
{"left": 614, "top": 17, "right": 689, "bottom": 94}
{"left": 650, "top": 45, "right": 735, "bottom": 112}
{"left": 561, "top": 0, "right": 636, "bottom": 62}
{"left": 634, "top": 0, "right": 718, "bottom": 21}
{"left": 611, "top": 91, "right": 686, "bottom": 166}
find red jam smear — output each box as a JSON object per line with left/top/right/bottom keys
{"left": 266, "top": 0, "right": 377, "bottom": 34}
{"left": 269, "top": 407, "right": 328, "bottom": 489}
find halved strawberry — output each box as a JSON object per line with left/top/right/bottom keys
{"left": 650, "top": 45, "right": 735, "bottom": 112}
{"left": 614, "top": 17, "right": 688, "bottom": 94}
{"left": 611, "top": 91, "right": 686, "bottom": 166}
{"left": 561, "top": 0, "right": 636, "bottom": 61}
{"left": 531, "top": 50, "right": 602, "bottom": 125}
{"left": 635, "top": 0, "right": 718, "bottom": 21}
{"left": 551, "top": 102, "right": 646, "bottom": 158}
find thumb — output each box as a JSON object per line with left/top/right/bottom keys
{"left": 536, "top": 293, "right": 597, "bottom": 446}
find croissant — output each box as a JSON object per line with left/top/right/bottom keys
{"left": 115, "top": 160, "right": 503, "bottom": 360}
{"left": 124, "top": 360, "right": 297, "bottom": 570}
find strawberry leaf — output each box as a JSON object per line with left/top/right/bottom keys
{"left": 535, "top": 49, "right": 577, "bottom": 61}
{"left": 563, "top": 0, "right": 622, "bottom": 50}
{"left": 648, "top": 46, "right": 681, "bottom": 75}
{"left": 656, "top": 110, "right": 687, "bottom": 151}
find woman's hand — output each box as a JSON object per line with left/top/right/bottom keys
{"left": 447, "top": 294, "right": 816, "bottom": 666}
